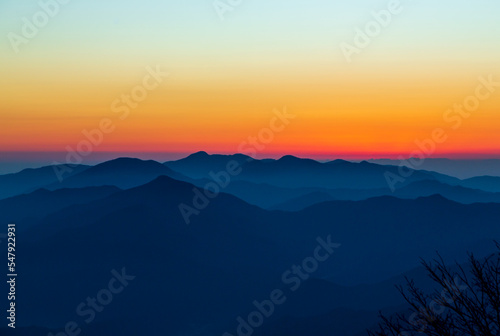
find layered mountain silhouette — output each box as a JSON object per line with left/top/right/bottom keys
{"left": 1, "top": 153, "right": 499, "bottom": 336}
{"left": 3, "top": 153, "right": 498, "bottom": 208}
{"left": 46, "top": 157, "right": 186, "bottom": 190}
{"left": 392, "top": 179, "right": 500, "bottom": 204}
{"left": 165, "top": 153, "right": 455, "bottom": 190}
{"left": 2, "top": 175, "right": 499, "bottom": 335}
{"left": 0, "top": 186, "right": 121, "bottom": 229}
{"left": 164, "top": 151, "right": 254, "bottom": 179}
{"left": 163, "top": 153, "right": 500, "bottom": 208}
{"left": 459, "top": 175, "right": 500, "bottom": 193}
{"left": 367, "top": 158, "right": 500, "bottom": 179}
{"left": 0, "top": 164, "right": 89, "bottom": 199}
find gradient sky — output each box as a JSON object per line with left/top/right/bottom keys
{"left": 1, "top": 0, "right": 500, "bottom": 166}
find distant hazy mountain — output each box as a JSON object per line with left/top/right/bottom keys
{"left": 0, "top": 164, "right": 89, "bottom": 200}
{"left": 366, "top": 158, "right": 500, "bottom": 179}
{"left": 164, "top": 151, "right": 254, "bottom": 179}
{"left": 165, "top": 153, "right": 453, "bottom": 190}
{"left": 164, "top": 154, "right": 498, "bottom": 208}
{"left": 188, "top": 179, "right": 345, "bottom": 209}
{"left": 259, "top": 179, "right": 500, "bottom": 211}
{"left": 459, "top": 175, "right": 500, "bottom": 193}
{"left": 393, "top": 179, "right": 500, "bottom": 204}
{"left": 177, "top": 176, "right": 500, "bottom": 211}
{"left": 0, "top": 186, "right": 121, "bottom": 229}
{"left": 45, "top": 157, "right": 185, "bottom": 190}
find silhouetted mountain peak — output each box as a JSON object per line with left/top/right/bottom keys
{"left": 92, "top": 157, "right": 164, "bottom": 170}
{"left": 278, "top": 155, "right": 301, "bottom": 161}
{"left": 77, "top": 158, "right": 178, "bottom": 178}
{"left": 181, "top": 151, "right": 253, "bottom": 162}
{"left": 164, "top": 152, "right": 254, "bottom": 179}
{"left": 327, "top": 159, "right": 352, "bottom": 165}
{"left": 188, "top": 151, "right": 210, "bottom": 158}
{"left": 44, "top": 158, "right": 184, "bottom": 191}
{"left": 276, "top": 155, "right": 319, "bottom": 166}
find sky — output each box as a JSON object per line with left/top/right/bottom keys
{"left": 1, "top": 0, "right": 500, "bottom": 171}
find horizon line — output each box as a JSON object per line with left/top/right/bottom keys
{"left": 1, "top": 151, "right": 500, "bottom": 176}
{"left": 2, "top": 150, "right": 500, "bottom": 161}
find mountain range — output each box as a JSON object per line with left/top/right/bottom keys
{"left": 1, "top": 153, "right": 499, "bottom": 336}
